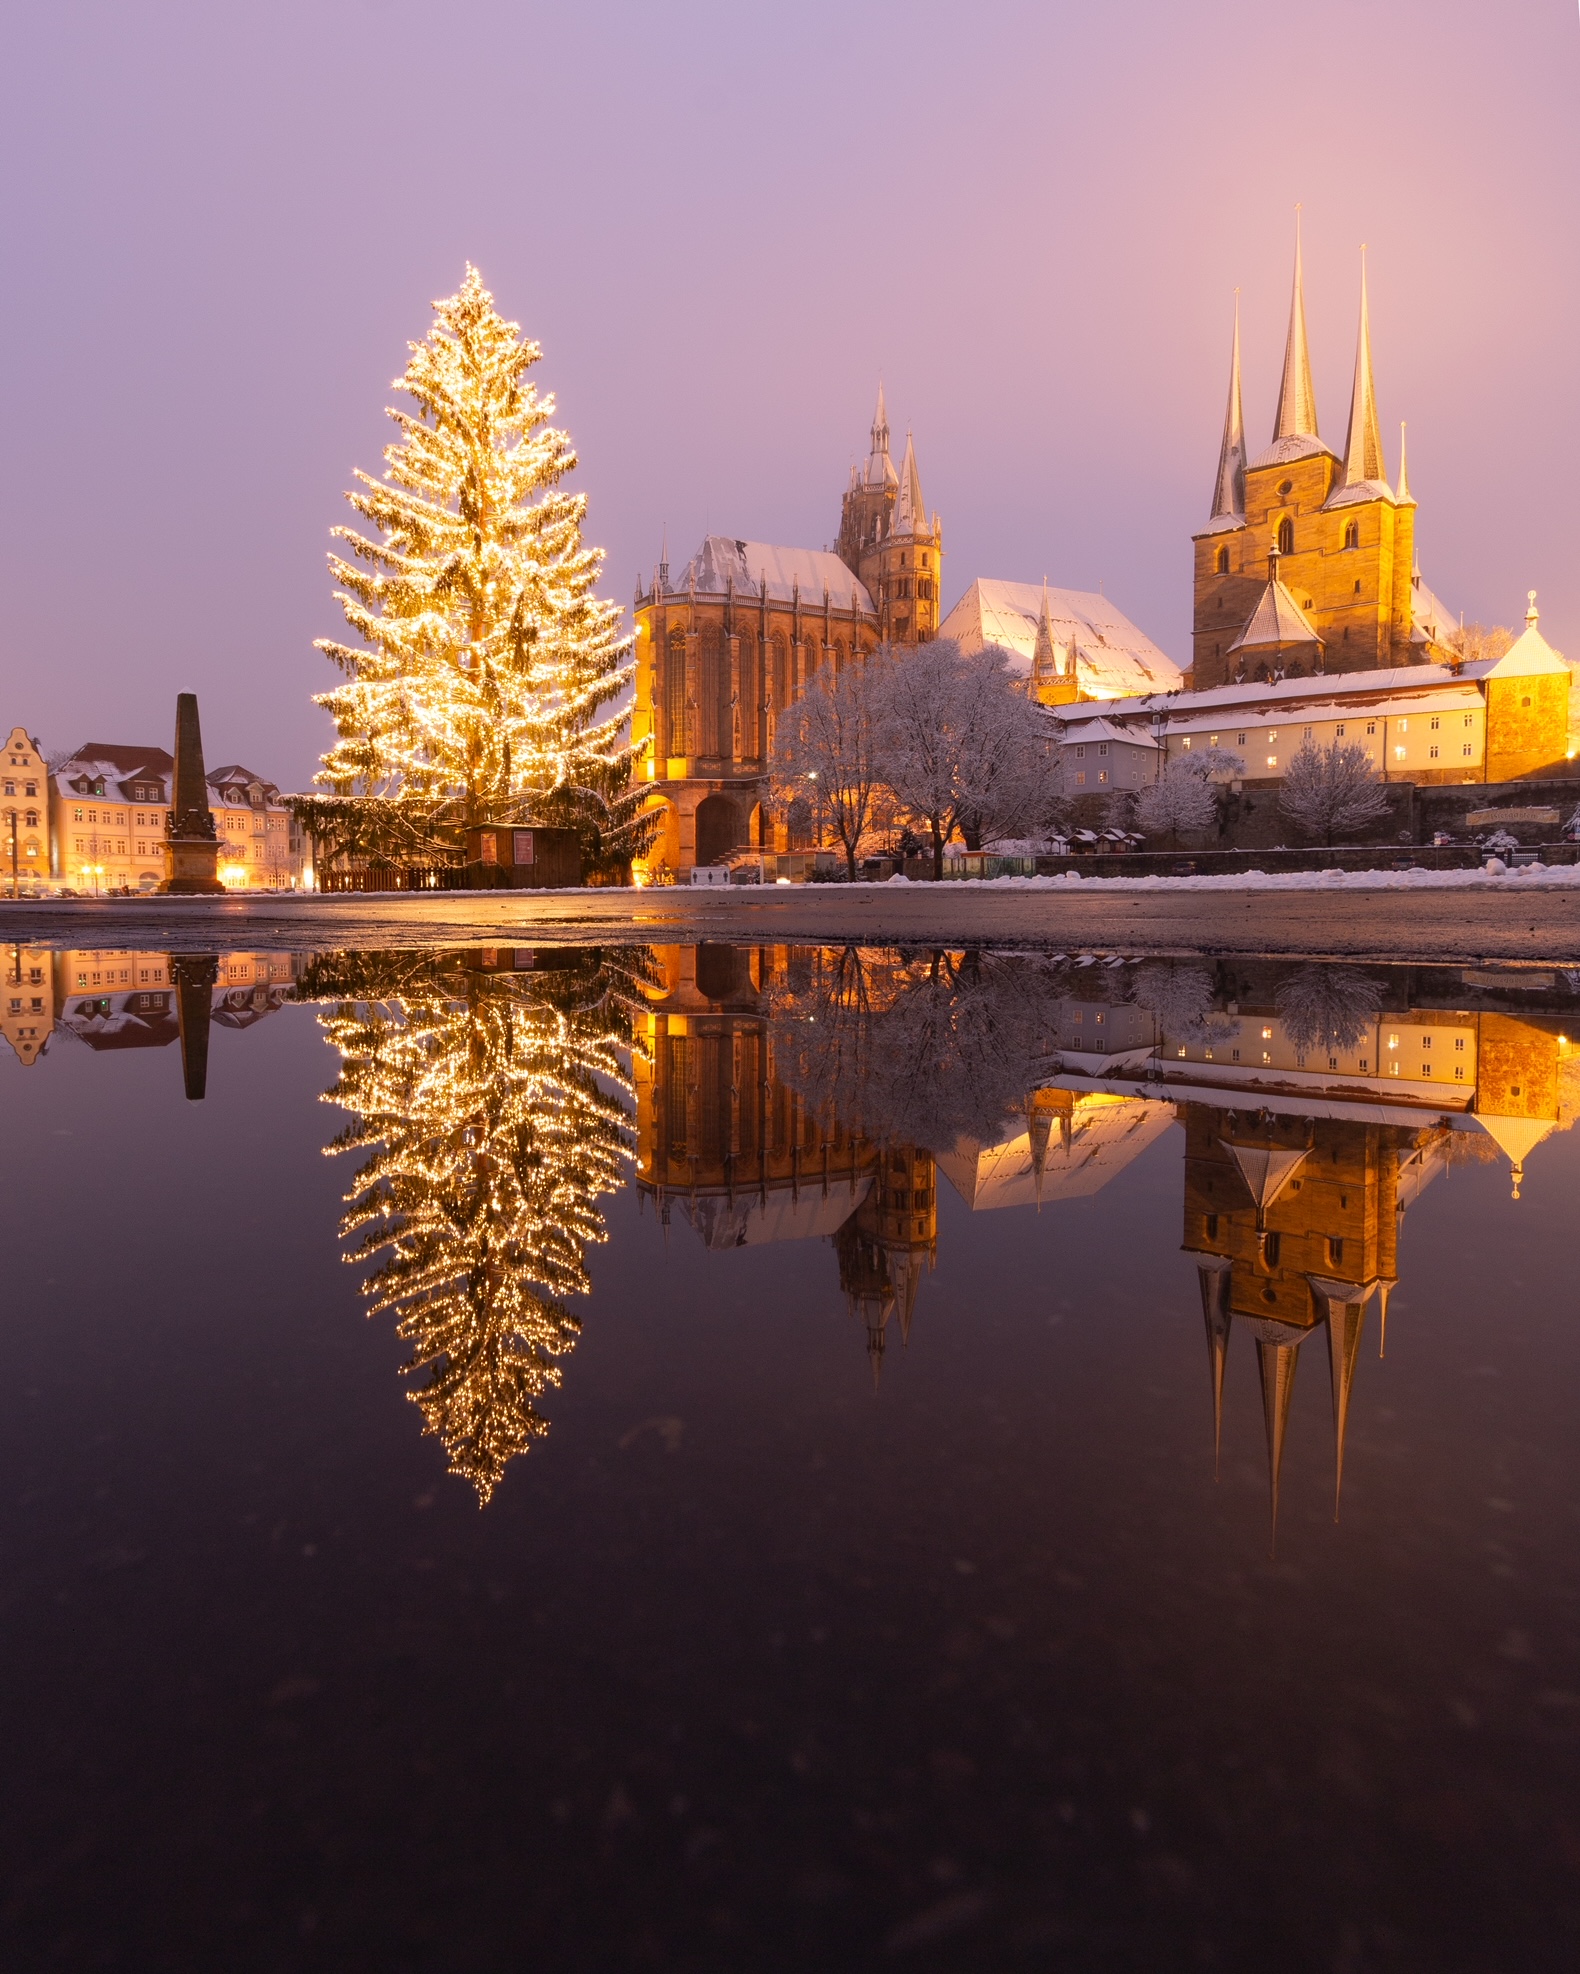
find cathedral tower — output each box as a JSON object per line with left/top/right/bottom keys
{"left": 1192, "top": 228, "right": 1422, "bottom": 690}
{"left": 838, "top": 387, "right": 942, "bottom": 644}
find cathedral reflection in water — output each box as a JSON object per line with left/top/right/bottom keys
{"left": 635, "top": 943, "right": 1578, "bottom": 1538}
{"left": 9, "top": 935, "right": 1575, "bottom": 1523}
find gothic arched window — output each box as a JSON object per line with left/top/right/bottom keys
{"left": 666, "top": 631, "right": 688, "bottom": 755}
{"left": 1215, "top": 546, "right": 1230, "bottom": 575}
{"left": 1343, "top": 521, "right": 1359, "bottom": 550}
{"left": 771, "top": 634, "right": 790, "bottom": 712}
{"left": 1277, "top": 517, "right": 1294, "bottom": 556}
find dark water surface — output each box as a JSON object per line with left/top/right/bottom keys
{"left": 2, "top": 940, "right": 1577, "bottom": 1972}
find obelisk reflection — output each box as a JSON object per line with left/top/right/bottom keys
{"left": 168, "top": 954, "right": 218, "bottom": 1100}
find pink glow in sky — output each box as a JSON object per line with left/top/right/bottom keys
{"left": 2, "top": 0, "right": 1576, "bottom": 787}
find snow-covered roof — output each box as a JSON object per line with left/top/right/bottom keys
{"left": 1158, "top": 684, "right": 1485, "bottom": 736}
{"left": 681, "top": 1177, "right": 871, "bottom": 1250}
{"left": 937, "top": 1094, "right": 1174, "bottom": 1211}
{"left": 1248, "top": 433, "right": 1339, "bottom": 470}
{"left": 1325, "top": 477, "right": 1396, "bottom": 510}
{"left": 1228, "top": 580, "right": 1320, "bottom": 654}
{"left": 1194, "top": 511, "right": 1248, "bottom": 539}
{"left": 941, "top": 579, "right": 1182, "bottom": 698}
{"left": 1484, "top": 607, "right": 1569, "bottom": 677}
{"left": 675, "top": 536, "right": 874, "bottom": 614}
{"left": 1410, "top": 578, "right": 1458, "bottom": 647}
{"left": 1045, "top": 655, "right": 1535, "bottom": 735}
{"left": 1067, "top": 718, "right": 1158, "bottom": 750}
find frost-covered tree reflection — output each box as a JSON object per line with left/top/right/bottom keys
{"left": 1274, "top": 964, "right": 1384, "bottom": 1056}
{"left": 767, "top": 945, "right": 1067, "bottom": 1150}
{"left": 307, "top": 948, "right": 652, "bottom": 1501}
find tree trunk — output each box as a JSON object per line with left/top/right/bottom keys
{"left": 931, "top": 820, "right": 944, "bottom": 881}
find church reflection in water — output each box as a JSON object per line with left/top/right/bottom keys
{"left": 635, "top": 943, "right": 1579, "bottom": 1540}
{"left": 282, "top": 937, "right": 1578, "bottom": 1520}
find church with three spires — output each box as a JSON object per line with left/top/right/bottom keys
{"left": 1193, "top": 228, "right": 1433, "bottom": 688}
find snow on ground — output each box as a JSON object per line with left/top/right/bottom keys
{"left": 868, "top": 863, "right": 1580, "bottom": 894}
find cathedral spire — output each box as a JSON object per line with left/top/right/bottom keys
{"left": 1341, "top": 248, "right": 1386, "bottom": 489}
{"left": 865, "top": 383, "right": 897, "bottom": 488}
{"left": 1256, "top": 1337, "right": 1301, "bottom": 1555}
{"left": 1032, "top": 579, "right": 1058, "bottom": 686}
{"left": 1313, "top": 1283, "right": 1368, "bottom": 1520}
{"left": 1396, "top": 421, "right": 1411, "bottom": 503}
{"left": 1210, "top": 292, "right": 1247, "bottom": 521}
{"left": 894, "top": 431, "right": 926, "bottom": 535}
{"left": 1273, "top": 209, "right": 1320, "bottom": 442}
{"left": 1197, "top": 1259, "right": 1233, "bottom": 1478}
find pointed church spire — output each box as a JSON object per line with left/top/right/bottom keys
{"left": 1315, "top": 1285, "right": 1368, "bottom": 1521}
{"left": 1197, "top": 1260, "right": 1233, "bottom": 1478}
{"left": 1374, "top": 1277, "right": 1395, "bottom": 1358}
{"left": 1273, "top": 209, "right": 1320, "bottom": 442}
{"left": 1032, "top": 580, "right": 1058, "bottom": 686}
{"left": 1396, "top": 421, "right": 1411, "bottom": 502}
{"left": 894, "top": 431, "right": 926, "bottom": 535}
{"left": 865, "top": 383, "right": 897, "bottom": 488}
{"left": 1256, "top": 1338, "right": 1302, "bottom": 1555}
{"left": 1341, "top": 248, "right": 1386, "bottom": 488}
{"left": 1210, "top": 292, "right": 1247, "bottom": 520}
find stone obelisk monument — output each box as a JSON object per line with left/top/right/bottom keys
{"left": 160, "top": 692, "right": 223, "bottom": 894}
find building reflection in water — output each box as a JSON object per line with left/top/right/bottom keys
{"left": 3, "top": 943, "right": 296, "bottom": 1093}
{"left": 636, "top": 942, "right": 1578, "bottom": 1541}
{"left": 305, "top": 947, "right": 652, "bottom": 1501}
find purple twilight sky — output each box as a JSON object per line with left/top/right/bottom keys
{"left": 2, "top": 0, "right": 1576, "bottom": 789}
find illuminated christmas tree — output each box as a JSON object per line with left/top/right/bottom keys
{"left": 311, "top": 949, "right": 652, "bottom": 1499}
{"left": 312, "top": 266, "right": 655, "bottom": 876}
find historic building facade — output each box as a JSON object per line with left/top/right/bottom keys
{"left": 1192, "top": 232, "right": 1451, "bottom": 690}
{"left": 2, "top": 729, "right": 49, "bottom": 896}
{"left": 631, "top": 391, "right": 942, "bottom": 874}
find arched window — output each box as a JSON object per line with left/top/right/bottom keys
{"left": 1215, "top": 546, "right": 1230, "bottom": 575}
{"left": 771, "top": 634, "right": 790, "bottom": 713}
{"left": 737, "top": 630, "right": 759, "bottom": 760}
{"left": 665, "top": 631, "right": 688, "bottom": 755}
{"left": 699, "top": 624, "right": 728, "bottom": 757}
{"left": 833, "top": 636, "right": 847, "bottom": 676}
{"left": 1343, "top": 521, "right": 1359, "bottom": 550}
{"left": 1277, "top": 517, "right": 1294, "bottom": 556}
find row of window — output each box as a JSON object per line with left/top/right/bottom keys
{"left": 1, "top": 780, "right": 38, "bottom": 798}
{"left": 1214, "top": 516, "right": 1366, "bottom": 575}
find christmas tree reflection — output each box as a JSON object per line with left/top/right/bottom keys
{"left": 307, "top": 947, "right": 653, "bottom": 1501}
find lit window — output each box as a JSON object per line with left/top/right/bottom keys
{"left": 1390, "top": 1062, "right": 1400, "bottom": 1076}
{"left": 1209, "top": 734, "right": 1219, "bottom": 746}
{"left": 1399, "top": 719, "right": 1408, "bottom": 732}
{"left": 1181, "top": 736, "right": 1192, "bottom": 750}
{"left": 1268, "top": 730, "right": 1278, "bottom": 742}
{"left": 1388, "top": 1033, "right": 1399, "bottom": 1049}
{"left": 1097, "top": 770, "right": 1109, "bottom": 783}
{"left": 1095, "top": 1012, "right": 1105, "bottom": 1025}
{"left": 1177, "top": 1046, "right": 1186, "bottom": 1058}
{"left": 1262, "top": 1026, "right": 1273, "bottom": 1039}
{"left": 1074, "top": 772, "right": 1085, "bottom": 786}
{"left": 1267, "top": 755, "right": 1277, "bottom": 768}
{"left": 1262, "top": 1050, "right": 1271, "bottom": 1064}
{"left": 1395, "top": 745, "right": 1406, "bottom": 759}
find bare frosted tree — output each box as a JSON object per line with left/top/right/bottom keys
{"left": 769, "top": 657, "right": 893, "bottom": 879}
{"left": 878, "top": 640, "right": 1049, "bottom": 876}
{"left": 1278, "top": 741, "right": 1391, "bottom": 846}
{"left": 1131, "top": 961, "right": 1234, "bottom": 1045}
{"left": 1274, "top": 964, "right": 1382, "bottom": 1055}
{"left": 1135, "top": 759, "right": 1216, "bottom": 847}
{"left": 1454, "top": 623, "right": 1514, "bottom": 665}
